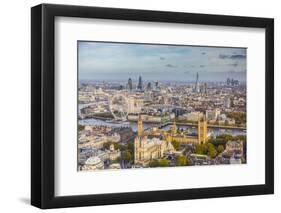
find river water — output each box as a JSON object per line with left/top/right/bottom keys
{"left": 79, "top": 118, "right": 246, "bottom": 137}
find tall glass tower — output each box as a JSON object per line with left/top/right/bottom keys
{"left": 137, "top": 75, "right": 143, "bottom": 90}
{"left": 128, "top": 78, "right": 133, "bottom": 91}
{"left": 195, "top": 72, "right": 200, "bottom": 93}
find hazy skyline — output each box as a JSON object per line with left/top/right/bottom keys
{"left": 78, "top": 41, "right": 246, "bottom": 82}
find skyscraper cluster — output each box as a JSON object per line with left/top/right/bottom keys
{"left": 226, "top": 78, "right": 240, "bottom": 87}
{"left": 127, "top": 76, "right": 158, "bottom": 92}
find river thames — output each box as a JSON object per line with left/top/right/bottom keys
{"left": 79, "top": 118, "right": 246, "bottom": 137}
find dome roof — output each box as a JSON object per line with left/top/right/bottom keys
{"left": 85, "top": 156, "right": 101, "bottom": 165}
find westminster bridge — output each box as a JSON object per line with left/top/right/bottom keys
{"left": 157, "top": 121, "right": 246, "bottom": 131}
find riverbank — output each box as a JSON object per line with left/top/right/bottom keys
{"left": 79, "top": 118, "right": 246, "bottom": 136}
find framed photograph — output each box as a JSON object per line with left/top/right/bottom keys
{"left": 31, "top": 4, "right": 274, "bottom": 209}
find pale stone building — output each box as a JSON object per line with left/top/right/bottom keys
{"left": 134, "top": 115, "right": 174, "bottom": 166}
{"left": 166, "top": 117, "right": 208, "bottom": 145}
{"left": 81, "top": 156, "right": 104, "bottom": 171}
{"left": 106, "top": 144, "right": 121, "bottom": 161}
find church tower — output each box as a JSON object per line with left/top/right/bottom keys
{"left": 172, "top": 119, "right": 177, "bottom": 135}
{"left": 137, "top": 114, "right": 143, "bottom": 137}
{"left": 198, "top": 115, "right": 207, "bottom": 144}
{"left": 135, "top": 114, "right": 145, "bottom": 164}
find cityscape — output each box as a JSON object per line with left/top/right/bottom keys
{"left": 78, "top": 41, "right": 247, "bottom": 171}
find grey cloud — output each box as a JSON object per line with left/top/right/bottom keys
{"left": 219, "top": 54, "right": 246, "bottom": 60}
{"left": 165, "top": 64, "right": 176, "bottom": 68}
{"left": 228, "top": 62, "right": 239, "bottom": 67}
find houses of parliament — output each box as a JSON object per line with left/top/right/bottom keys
{"left": 134, "top": 115, "right": 208, "bottom": 166}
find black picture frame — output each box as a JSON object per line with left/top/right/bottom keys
{"left": 31, "top": 3, "right": 274, "bottom": 209}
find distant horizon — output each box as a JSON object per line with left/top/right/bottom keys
{"left": 78, "top": 41, "right": 246, "bottom": 82}
{"left": 79, "top": 70, "right": 247, "bottom": 82}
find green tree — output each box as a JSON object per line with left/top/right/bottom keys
{"left": 207, "top": 143, "right": 217, "bottom": 158}
{"left": 176, "top": 156, "right": 188, "bottom": 166}
{"left": 78, "top": 125, "right": 85, "bottom": 131}
{"left": 111, "top": 156, "right": 121, "bottom": 164}
{"left": 218, "top": 134, "right": 234, "bottom": 142}
{"left": 103, "top": 142, "right": 111, "bottom": 150}
{"left": 195, "top": 144, "right": 208, "bottom": 155}
{"left": 158, "top": 159, "right": 169, "bottom": 167}
{"left": 149, "top": 159, "right": 159, "bottom": 167}
{"left": 195, "top": 144, "right": 202, "bottom": 155}
{"left": 171, "top": 140, "right": 180, "bottom": 150}
{"left": 217, "top": 145, "right": 225, "bottom": 153}
{"left": 127, "top": 142, "right": 134, "bottom": 153}
{"left": 225, "top": 112, "right": 246, "bottom": 125}
{"left": 119, "top": 144, "right": 127, "bottom": 151}
{"left": 116, "top": 156, "right": 121, "bottom": 163}
{"left": 208, "top": 134, "right": 234, "bottom": 147}
{"left": 122, "top": 150, "right": 132, "bottom": 163}
{"left": 234, "top": 135, "right": 246, "bottom": 142}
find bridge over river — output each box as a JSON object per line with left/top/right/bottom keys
{"left": 158, "top": 121, "right": 246, "bottom": 131}
{"left": 79, "top": 118, "right": 246, "bottom": 137}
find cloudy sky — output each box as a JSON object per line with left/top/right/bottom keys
{"left": 78, "top": 41, "right": 246, "bottom": 82}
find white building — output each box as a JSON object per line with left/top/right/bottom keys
{"left": 78, "top": 136, "right": 107, "bottom": 149}
{"left": 206, "top": 109, "right": 220, "bottom": 121}
{"left": 225, "top": 141, "right": 243, "bottom": 153}
{"left": 128, "top": 96, "right": 143, "bottom": 114}
{"left": 82, "top": 156, "right": 104, "bottom": 171}
{"left": 186, "top": 111, "right": 203, "bottom": 122}
{"left": 106, "top": 144, "right": 121, "bottom": 161}
{"left": 106, "top": 133, "right": 121, "bottom": 143}
{"left": 226, "top": 118, "right": 236, "bottom": 125}
{"left": 109, "top": 163, "right": 121, "bottom": 169}
{"left": 230, "top": 156, "right": 242, "bottom": 164}
{"left": 134, "top": 136, "right": 167, "bottom": 165}
{"left": 224, "top": 96, "right": 231, "bottom": 108}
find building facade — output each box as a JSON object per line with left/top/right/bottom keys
{"left": 198, "top": 117, "right": 208, "bottom": 144}
{"left": 134, "top": 115, "right": 174, "bottom": 166}
{"left": 127, "top": 78, "right": 133, "bottom": 91}
{"left": 167, "top": 117, "right": 208, "bottom": 145}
